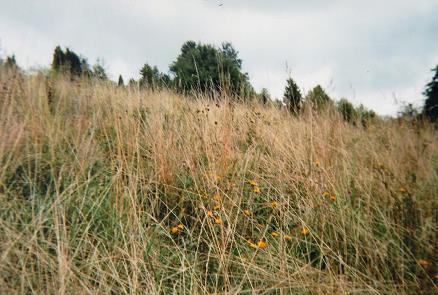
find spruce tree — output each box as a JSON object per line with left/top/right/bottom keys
{"left": 118, "top": 75, "right": 124, "bottom": 87}
{"left": 283, "top": 78, "right": 302, "bottom": 114}
{"left": 423, "top": 65, "right": 438, "bottom": 122}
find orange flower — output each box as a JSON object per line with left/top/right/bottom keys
{"left": 213, "top": 204, "right": 221, "bottom": 211}
{"left": 257, "top": 240, "right": 267, "bottom": 249}
{"left": 399, "top": 187, "right": 407, "bottom": 193}
{"left": 271, "top": 231, "right": 280, "bottom": 237}
{"left": 214, "top": 216, "right": 222, "bottom": 225}
{"left": 171, "top": 223, "right": 184, "bottom": 234}
{"left": 284, "top": 234, "right": 292, "bottom": 241}
{"left": 270, "top": 201, "right": 278, "bottom": 208}
{"left": 301, "top": 227, "right": 310, "bottom": 236}
{"left": 207, "top": 210, "right": 214, "bottom": 218}
{"left": 314, "top": 160, "right": 320, "bottom": 167}
{"left": 330, "top": 194, "right": 337, "bottom": 201}
{"left": 253, "top": 186, "right": 261, "bottom": 193}
{"left": 418, "top": 259, "right": 430, "bottom": 268}
{"left": 243, "top": 209, "right": 251, "bottom": 217}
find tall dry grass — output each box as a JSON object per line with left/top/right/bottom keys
{"left": 0, "top": 68, "right": 437, "bottom": 294}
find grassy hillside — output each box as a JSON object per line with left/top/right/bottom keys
{"left": 1, "top": 69, "right": 437, "bottom": 294}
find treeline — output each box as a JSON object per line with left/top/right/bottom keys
{"left": 1, "top": 41, "right": 437, "bottom": 123}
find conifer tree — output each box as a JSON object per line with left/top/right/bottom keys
{"left": 283, "top": 78, "right": 302, "bottom": 114}
{"left": 423, "top": 65, "right": 438, "bottom": 122}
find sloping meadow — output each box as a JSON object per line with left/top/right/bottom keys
{"left": 1, "top": 71, "right": 437, "bottom": 294}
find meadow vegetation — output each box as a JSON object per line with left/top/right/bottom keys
{"left": 0, "top": 65, "right": 437, "bottom": 294}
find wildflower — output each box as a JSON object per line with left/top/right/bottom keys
{"left": 253, "top": 186, "right": 261, "bottom": 193}
{"left": 213, "top": 194, "right": 221, "bottom": 202}
{"left": 207, "top": 210, "right": 214, "bottom": 218}
{"left": 330, "top": 194, "right": 337, "bottom": 201}
{"left": 418, "top": 259, "right": 430, "bottom": 268}
{"left": 257, "top": 240, "right": 267, "bottom": 249}
{"left": 322, "top": 192, "right": 330, "bottom": 198}
{"left": 213, "top": 204, "right": 221, "bottom": 211}
{"left": 399, "top": 187, "right": 407, "bottom": 193}
{"left": 284, "top": 234, "right": 292, "bottom": 241}
{"left": 271, "top": 231, "right": 280, "bottom": 237}
{"left": 314, "top": 160, "right": 320, "bottom": 167}
{"left": 243, "top": 209, "right": 251, "bottom": 217}
{"left": 249, "top": 180, "right": 258, "bottom": 187}
{"left": 171, "top": 223, "right": 184, "bottom": 234}
{"left": 301, "top": 227, "right": 310, "bottom": 236}
{"left": 214, "top": 216, "right": 222, "bottom": 225}
{"left": 270, "top": 201, "right": 278, "bottom": 208}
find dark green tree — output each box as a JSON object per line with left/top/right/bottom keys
{"left": 283, "top": 78, "right": 302, "bottom": 114}
{"left": 306, "top": 85, "right": 331, "bottom": 110}
{"left": 4, "top": 55, "right": 17, "bottom": 69}
{"left": 259, "top": 88, "right": 270, "bottom": 104}
{"left": 423, "top": 65, "right": 438, "bottom": 122}
{"left": 64, "top": 48, "right": 82, "bottom": 77}
{"left": 51, "top": 46, "right": 84, "bottom": 78}
{"left": 52, "top": 46, "right": 65, "bottom": 72}
{"left": 169, "top": 41, "right": 253, "bottom": 99}
{"left": 140, "top": 63, "right": 161, "bottom": 90}
{"left": 92, "top": 59, "right": 108, "bottom": 80}
{"left": 118, "top": 75, "right": 124, "bottom": 87}
{"left": 337, "top": 98, "right": 357, "bottom": 123}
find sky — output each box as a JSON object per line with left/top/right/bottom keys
{"left": 1, "top": 0, "right": 437, "bottom": 115}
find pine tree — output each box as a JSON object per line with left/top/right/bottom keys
{"left": 52, "top": 46, "right": 65, "bottom": 72}
{"left": 118, "top": 75, "right": 124, "bottom": 87}
{"left": 283, "top": 78, "right": 302, "bottom": 114}
{"left": 423, "top": 65, "right": 438, "bottom": 122}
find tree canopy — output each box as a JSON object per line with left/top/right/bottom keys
{"left": 423, "top": 65, "right": 438, "bottom": 122}
{"left": 283, "top": 78, "right": 302, "bottom": 114}
{"left": 170, "top": 41, "right": 254, "bottom": 99}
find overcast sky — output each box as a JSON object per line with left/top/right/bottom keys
{"left": 1, "top": 0, "right": 437, "bottom": 115}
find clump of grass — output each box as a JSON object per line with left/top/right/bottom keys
{"left": 0, "top": 69, "right": 437, "bottom": 294}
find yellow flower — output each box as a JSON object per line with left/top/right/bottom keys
{"left": 243, "top": 209, "right": 251, "bottom": 217}
{"left": 170, "top": 223, "right": 184, "bottom": 234}
{"left": 213, "top": 204, "right": 221, "bottom": 211}
{"left": 213, "top": 194, "right": 221, "bottom": 203}
{"left": 249, "top": 180, "right": 258, "bottom": 186}
{"left": 284, "top": 234, "right": 292, "bottom": 241}
{"left": 418, "top": 259, "right": 430, "bottom": 268}
{"left": 257, "top": 240, "right": 267, "bottom": 249}
{"left": 214, "top": 216, "right": 222, "bottom": 225}
{"left": 399, "top": 187, "right": 407, "bottom": 193}
{"left": 253, "top": 186, "right": 261, "bottom": 193}
{"left": 301, "top": 227, "right": 310, "bottom": 236}
{"left": 322, "top": 191, "right": 330, "bottom": 198}
{"left": 314, "top": 160, "right": 320, "bottom": 167}
{"left": 330, "top": 194, "right": 337, "bottom": 201}
{"left": 207, "top": 210, "right": 214, "bottom": 218}
{"left": 271, "top": 231, "right": 280, "bottom": 237}
{"left": 270, "top": 201, "right": 278, "bottom": 208}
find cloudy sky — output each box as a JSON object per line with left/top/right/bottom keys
{"left": 1, "top": 0, "right": 437, "bottom": 115}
